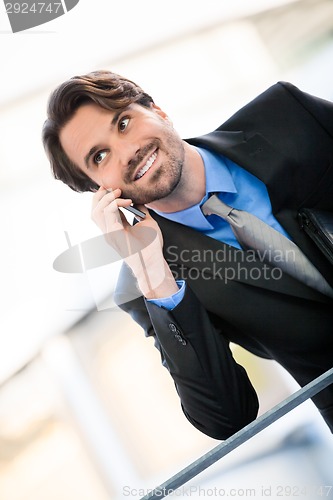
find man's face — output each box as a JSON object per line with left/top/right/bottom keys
{"left": 60, "top": 102, "right": 185, "bottom": 205}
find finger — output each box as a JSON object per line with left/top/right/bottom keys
{"left": 97, "top": 189, "right": 134, "bottom": 212}
{"left": 91, "top": 189, "right": 120, "bottom": 231}
{"left": 92, "top": 189, "right": 126, "bottom": 225}
{"left": 91, "top": 187, "right": 121, "bottom": 210}
{"left": 100, "top": 194, "right": 133, "bottom": 232}
{"left": 103, "top": 204, "right": 123, "bottom": 232}
{"left": 98, "top": 197, "right": 133, "bottom": 226}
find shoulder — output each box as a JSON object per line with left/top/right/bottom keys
{"left": 230, "top": 81, "right": 332, "bottom": 114}
{"left": 256, "top": 81, "right": 333, "bottom": 120}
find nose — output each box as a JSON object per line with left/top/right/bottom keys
{"left": 100, "top": 136, "right": 141, "bottom": 188}
{"left": 112, "top": 136, "right": 141, "bottom": 170}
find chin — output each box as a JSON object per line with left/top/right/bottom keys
{"left": 126, "top": 160, "right": 183, "bottom": 205}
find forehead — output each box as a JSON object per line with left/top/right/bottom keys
{"left": 60, "top": 101, "right": 152, "bottom": 146}
{"left": 61, "top": 103, "right": 116, "bottom": 142}
{"left": 61, "top": 101, "right": 109, "bottom": 132}
{"left": 59, "top": 103, "right": 118, "bottom": 165}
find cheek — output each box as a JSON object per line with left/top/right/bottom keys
{"left": 98, "top": 170, "right": 123, "bottom": 189}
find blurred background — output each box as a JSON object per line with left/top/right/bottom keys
{"left": 1, "top": 0, "right": 333, "bottom": 498}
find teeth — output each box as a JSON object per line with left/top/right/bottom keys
{"left": 135, "top": 152, "right": 157, "bottom": 180}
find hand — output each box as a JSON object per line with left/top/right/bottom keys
{"left": 91, "top": 186, "right": 163, "bottom": 256}
{"left": 91, "top": 187, "right": 178, "bottom": 298}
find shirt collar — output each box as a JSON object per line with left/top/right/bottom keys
{"left": 153, "top": 147, "right": 237, "bottom": 230}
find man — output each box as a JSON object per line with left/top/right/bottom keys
{"left": 43, "top": 70, "right": 333, "bottom": 440}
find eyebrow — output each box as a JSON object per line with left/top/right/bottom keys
{"left": 83, "top": 109, "right": 125, "bottom": 169}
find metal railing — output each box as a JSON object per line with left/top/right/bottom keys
{"left": 141, "top": 367, "right": 333, "bottom": 500}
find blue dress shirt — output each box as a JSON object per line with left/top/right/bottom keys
{"left": 148, "top": 146, "right": 291, "bottom": 309}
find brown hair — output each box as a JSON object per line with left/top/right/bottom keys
{"left": 42, "top": 70, "right": 154, "bottom": 192}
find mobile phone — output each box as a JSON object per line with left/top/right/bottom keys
{"left": 124, "top": 205, "right": 146, "bottom": 220}
{"left": 105, "top": 189, "right": 146, "bottom": 220}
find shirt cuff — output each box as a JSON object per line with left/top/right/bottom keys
{"left": 146, "top": 280, "right": 186, "bottom": 310}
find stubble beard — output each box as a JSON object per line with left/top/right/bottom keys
{"left": 121, "top": 131, "right": 185, "bottom": 206}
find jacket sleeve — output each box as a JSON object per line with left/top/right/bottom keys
{"left": 115, "top": 264, "right": 259, "bottom": 440}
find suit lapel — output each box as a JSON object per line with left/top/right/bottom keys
{"left": 187, "top": 131, "right": 293, "bottom": 214}
{"left": 186, "top": 130, "right": 333, "bottom": 286}
{"left": 151, "top": 211, "right": 330, "bottom": 304}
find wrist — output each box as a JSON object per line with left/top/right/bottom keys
{"left": 135, "top": 256, "right": 178, "bottom": 299}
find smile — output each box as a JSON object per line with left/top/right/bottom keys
{"left": 135, "top": 151, "right": 158, "bottom": 180}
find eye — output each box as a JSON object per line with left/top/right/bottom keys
{"left": 119, "top": 116, "right": 130, "bottom": 132}
{"left": 93, "top": 150, "right": 108, "bottom": 165}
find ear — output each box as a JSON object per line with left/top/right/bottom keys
{"left": 151, "top": 103, "right": 170, "bottom": 122}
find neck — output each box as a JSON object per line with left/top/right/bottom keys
{"left": 146, "top": 144, "right": 206, "bottom": 213}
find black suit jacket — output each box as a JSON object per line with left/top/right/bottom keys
{"left": 115, "top": 82, "right": 333, "bottom": 439}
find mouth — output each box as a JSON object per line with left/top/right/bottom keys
{"left": 134, "top": 150, "right": 158, "bottom": 181}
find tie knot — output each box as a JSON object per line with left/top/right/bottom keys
{"left": 201, "top": 194, "right": 233, "bottom": 219}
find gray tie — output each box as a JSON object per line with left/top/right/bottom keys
{"left": 202, "top": 194, "right": 333, "bottom": 298}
